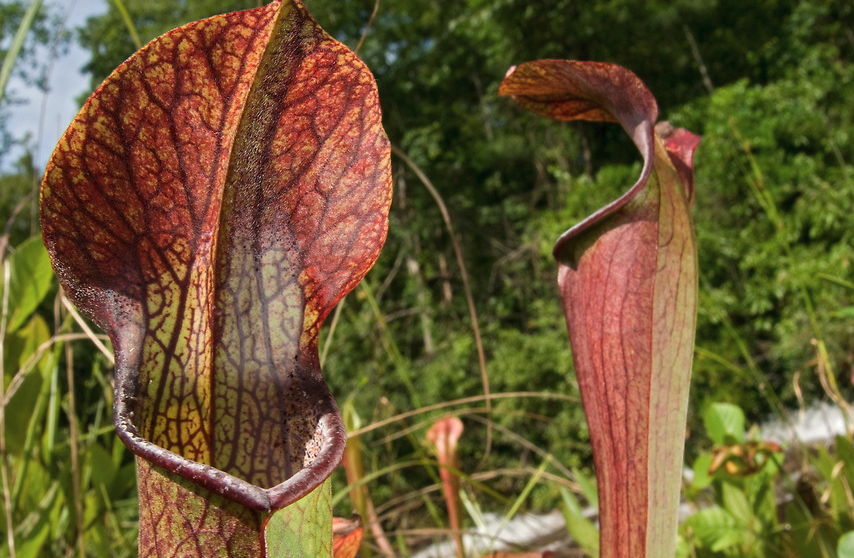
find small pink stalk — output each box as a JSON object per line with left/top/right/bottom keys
{"left": 342, "top": 412, "right": 394, "bottom": 558}
{"left": 427, "top": 417, "right": 465, "bottom": 558}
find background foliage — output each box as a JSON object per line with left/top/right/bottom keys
{"left": 1, "top": 0, "right": 852, "bottom": 556}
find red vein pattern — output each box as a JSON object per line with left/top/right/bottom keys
{"left": 41, "top": 0, "right": 390, "bottom": 556}
{"left": 500, "top": 61, "right": 699, "bottom": 558}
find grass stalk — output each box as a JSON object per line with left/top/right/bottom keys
{"left": 466, "top": 414, "right": 573, "bottom": 480}
{"left": 0, "top": 0, "right": 43, "bottom": 107}
{"left": 347, "top": 391, "right": 577, "bottom": 438}
{"left": 320, "top": 296, "right": 345, "bottom": 367}
{"left": 816, "top": 273, "right": 854, "bottom": 291}
{"left": 1, "top": 257, "right": 17, "bottom": 558}
{"left": 1, "top": 332, "right": 99, "bottom": 407}
{"left": 391, "top": 145, "right": 493, "bottom": 452}
{"left": 371, "top": 407, "right": 548, "bottom": 447}
{"left": 109, "top": 0, "right": 142, "bottom": 50}
{"left": 358, "top": 280, "right": 421, "bottom": 406}
{"left": 64, "top": 340, "right": 85, "bottom": 558}
{"left": 61, "top": 295, "right": 114, "bottom": 364}
{"left": 490, "top": 458, "right": 549, "bottom": 548}
{"left": 341, "top": 401, "right": 395, "bottom": 558}
{"left": 354, "top": 0, "right": 380, "bottom": 54}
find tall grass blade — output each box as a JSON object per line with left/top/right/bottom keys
{"left": 391, "top": 145, "right": 493, "bottom": 452}
{"left": 109, "top": 0, "right": 142, "bottom": 50}
{"left": 481, "top": 458, "right": 550, "bottom": 556}
{"left": 1, "top": 255, "right": 17, "bottom": 557}
{"left": 0, "top": 0, "right": 43, "bottom": 106}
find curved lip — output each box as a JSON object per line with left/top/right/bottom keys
{"left": 553, "top": 118, "right": 655, "bottom": 261}
{"left": 497, "top": 60, "right": 659, "bottom": 265}
{"left": 113, "top": 356, "right": 347, "bottom": 513}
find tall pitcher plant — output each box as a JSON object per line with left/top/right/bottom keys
{"left": 40, "top": 0, "right": 390, "bottom": 556}
{"left": 501, "top": 61, "right": 700, "bottom": 558}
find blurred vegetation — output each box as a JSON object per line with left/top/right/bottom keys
{"left": 1, "top": 0, "right": 853, "bottom": 555}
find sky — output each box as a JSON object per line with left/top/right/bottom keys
{"left": 4, "top": 0, "right": 108, "bottom": 172}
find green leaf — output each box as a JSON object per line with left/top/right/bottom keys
{"left": 684, "top": 507, "right": 742, "bottom": 552}
{"left": 0, "top": 0, "right": 43, "bottom": 105}
{"left": 688, "top": 453, "right": 714, "bottom": 492}
{"left": 721, "top": 481, "right": 754, "bottom": 530}
{"left": 265, "top": 480, "right": 333, "bottom": 556}
{"left": 572, "top": 467, "right": 599, "bottom": 511}
{"left": 838, "top": 531, "right": 854, "bottom": 558}
{"left": 559, "top": 487, "right": 600, "bottom": 556}
{"left": 703, "top": 402, "right": 746, "bottom": 445}
{"left": 2, "top": 314, "right": 51, "bottom": 455}
{"left": 2, "top": 235, "right": 53, "bottom": 334}
{"left": 10, "top": 461, "right": 60, "bottom": 558}
{"left": 834, "top": 306, "right": 854, "bottom": 319}
{"left": 834, "top": 435, "right": 854, "bottom": 488}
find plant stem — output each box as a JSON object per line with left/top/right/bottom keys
{"left": 1, "top": 258, "right": 17, "bottom": 558}
{"left": 64, "top": 335, "right": 85, "bottom": 557}
{"left": 391, "top": 145, "right": 493, "bottom": 454}
{"left": 0, "top": 0, "right": 43, "bottom": 107}
{"left": 109, "top": 0, "right": 142, "bottom": 50}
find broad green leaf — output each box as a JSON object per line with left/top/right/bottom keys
{"left": 500, "top": 61, "right": 700, "bottom": 558}
{"left": 559, "top": 487, "right": 600, "bottom": 556}
{"left": 572, "top": 467, "right": 599, "bottom": 511}
{"left": 10, "top": 461, "right": 59, "bottom": 558}
{"left": 687, "top": 453, "right": 713, "bottom": 492}
{"left": 720, "top": 481, "right": 754, "bottom": 532}
{"left": 3, "top": 314, "right": 51, "bottom": 455}
{"left": 39, "top": 0, "right": 391, "bottom": 556}
{"left": 2, "top": 235, "right": 53, "bottom": 334}
{"left": 703, "top": 402, "right": 746, "bottom": 445}
{"left": 14, "top": 511, "right": 51, "bottom": 558}
{"left": 838, "top": 531, "right": 854, "bottom": 558}
{"left": 684, "top": 507, "right": 741, "bottom": 552}
{"left": 86, "top": 442, "right": 119, "bottom": 492}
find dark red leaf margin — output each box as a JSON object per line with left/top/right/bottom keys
{"left": 500, "top": 60, "right": 700, "bottom": 558}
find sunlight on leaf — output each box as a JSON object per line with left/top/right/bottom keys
{"left": 2, "top": 236, "right": 53, "bottom": 334}
{"left": 40, "top": 0, "right": 391, "bottom": 556}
